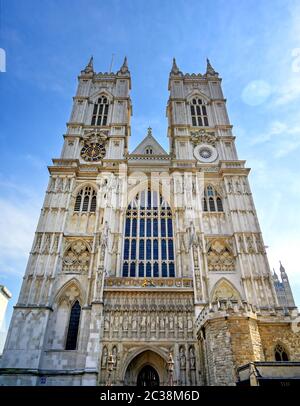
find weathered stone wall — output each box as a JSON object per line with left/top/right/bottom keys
{"left": 203, "top": 318, "right": 236, "bottom": 386}
{"left": 258, "top": 323, "right": 300, "bottom": 361}
{"left": 198, "top": 302, "right": 300, "bottom": 386}
{"left": 228, "top": 317, "right": 264, "bottom": 368}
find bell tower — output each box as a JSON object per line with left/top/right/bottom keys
{"left": 62, "top": 56, "right": 132, "bottom": 163}
{"left": 167, "top": 58, "right": 278, "bottom": 309}
{"left": 167, "top": 58, "right": 236, "bottom": 163}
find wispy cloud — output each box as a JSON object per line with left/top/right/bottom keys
{"left": 249, "top": 120, "right": 300, "bottom": 157}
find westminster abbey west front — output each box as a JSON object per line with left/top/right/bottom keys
{"left": 1, "top": 57, "right": 300, "bottom": 386}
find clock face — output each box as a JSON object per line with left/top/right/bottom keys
{"left": 80, "top": 142, "right": 106, "bottom": 162}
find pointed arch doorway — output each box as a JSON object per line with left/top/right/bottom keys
{"left": 123, "top": 350, "right": 168, "bottom": 386}
{"left": 137, "top": 365, "right": 160, "bottom": 387}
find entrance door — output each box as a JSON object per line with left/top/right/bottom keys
{"left": 137, "top": 365, "right": 160, "bottom": 386}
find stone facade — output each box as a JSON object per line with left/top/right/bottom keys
{"left": 0, "top": 57, "right": 299, "bottom": 386}
{"left": 196, "top": 301, "right": 300, "bottom": 385}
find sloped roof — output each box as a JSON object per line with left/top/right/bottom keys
{"left": 131, "top": 127, "right": 168, "bottom": 155}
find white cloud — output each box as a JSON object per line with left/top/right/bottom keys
{"left": 272, "top": 76, "right": 300, "bottom": 106}
{"left": 0, "top": 199, "right": 37, "bottom": 255}
{"left": 0, "top": 181, "right": 41, "bottom": 278}
{"left": 241, "top": 80, "right": 272, "bottom": 106}
{"left": 249, "top": 119, "right": 300, "bottom": 157}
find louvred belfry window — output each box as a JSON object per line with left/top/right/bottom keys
{"left": 91, "top": 95, "right": 109, "bottom": 126}
{"left": 190, "top": 98, "right": 209, "bottom": 127}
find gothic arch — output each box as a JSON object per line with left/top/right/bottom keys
{"left": 126, "top": 176, "right": 175, "bottom": 211}
{"left": 47, "top": 278, "right": 84, "bottom": 351}
{"left": 205, "top": 183, "right": 224, "bottom": 198}
{"left": 186, "top": 90, "right": 211, "bottom": 104}
{"left": 62, "top": 239, "right": 92, "bottom": 274}
{"left": 210, "top": 278, "right": 242, "bottom": 302}
{"left": 71, "top": 182, "right": 98, "bottom": 199}
{"left": 274, "top": 342, "right": 290, "bottom": 361}
{"left": 121, "top": 346, "right": 168, "bottom": 382}
{"left": 127, "top": 171, "right": 148, "bottom": 204}
{"left": 53, "top": 278, "right": 84, "bottom": 307}
{"left": 89, "top": 89, "right": 114, "bottom": 103}
{"left": 63, "top": 239, "right": 92, "bottom": 256}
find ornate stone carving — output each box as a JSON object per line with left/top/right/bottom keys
{"left": 83, "top": 129, "right": 108, "bottom": 143}
{"left": 62, "top": 240, "right": 91, "bottom": 273}
{"left": 212, "top": 279, "right": 240, "bottom": 301}
{"left": 227, "top": 179, "right": 233, "bottom": 194}
{"left": 190, "top": 129, "right": 217, "bottom": 147}
{"left": 238, "top": 235, "right": 245, "bottom": 254}
{"left": 112, "top": 345, "right": 118, "bottom": 368}
{"left": 189, "top": 345, "right": 196, "bottom": 370}
{"left": 104, "top": 277, "right": 193, "bottom": 289}
{"left": 235, "top": 180, "right": 242, "bottom": 194}
{"left": 255, "top": 235, "right": 265, "bottom": 254}
{"left": 246, "top": 236, "right": 255, "bottom": 254}
{"left": 33, "top": 234, "right": 42, "bottom": 253}
{"left": 41, "top": 233, "right": 51, "bottom": 254}
{"left": 206, "top": 239, "right": 235, "bottom": 272}
{"left": 179, "top": 346, "right": 186, "bottom": 369}
{"left": 101, "top": 346, "right": 108, "bottom": 369}
{"left": 187, "top": 221, "right": 202, "bottom": 249}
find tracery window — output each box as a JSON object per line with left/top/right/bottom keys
{"left": 190, "top": 98, "right": 209, "bottom": 127}
{"left": 274, "top": 344, "right": 289, "bottom": 361}
{"left": 91, "top": 95, "right": 109, "bottom": 126}
{"left": 202, "top": 185, "right": 223, "bottom": 212}
{"left": 74, "top": 186, "right": 97, "bottom": 213}
{"left": 122, "top": 190, "right": 175, "bottom": 278}
{"left": 65, "top": 300, "right": 81, "bottom": 350}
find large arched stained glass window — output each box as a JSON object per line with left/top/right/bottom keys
{"left": 122, "top": 190, "right": 175, "bottom": 278}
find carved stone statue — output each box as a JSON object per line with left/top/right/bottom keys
{"left": 169, "top": 316, "right": 174, "bottom": 331}
{"left": 188, "top": 221, "right": 196, "bottom": 248}
{"left": 242, "top": 179, "right": 248, "bottom": 194}
{"left": 246, "top": 236, "right": 254, "bottom": 253}
{"left": 179, "top": 346, "right": 186, "bottom": 369}
{"left": 255, "top": 235, "right": 264, "bottom": 253}
{"left": 101, "top": 346, "right": 108, "bottom": 368}
{"left": 132, "top": 315, "right": 137, "bottom": 331}
{"left": 235, "top": 180, "right": 242, "bottom": 194}
{"left": 175, "top": 178, "right": 182, "bottom": 193}
{"left": 238, "top": 236, "right": 245, "bottom": 253}
{"left": 189, "top": 346, "right": 196, "bottom": 370}
{"left": 141, "top": 314, "right": 146, "bottom": 331}
{"left": 227, "top": 179, "right": 233, "bottom": 194}
{"left": 112, "top": 345, "right": 118, "bottom": 368}
{"left": 123, "top": 315, "right": 128, "bottom": 330}
{"left": 151, "top": 315, "right": 156, "bottom": 331}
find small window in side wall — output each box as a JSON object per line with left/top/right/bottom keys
{"left": 74, "top": 187, "right": 97, "bottom": 213}
{"left": 65, "top": 300, "right": 81, "bottom": 350}
{"left": 203, "top": 185, "right": 223, "bottom": 213}
{"left": 274, "top": 344, "right": 289, "bottom": 361}
{"left": 145, "top": 147, "right": 153, "bottom": 155}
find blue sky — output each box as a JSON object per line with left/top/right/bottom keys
{"left": 1, "top": 0, "right": 300, "bottom": 341}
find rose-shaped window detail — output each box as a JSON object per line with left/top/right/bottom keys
{"left": 194, "top": 143, "right": 218, "bottom": 163}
